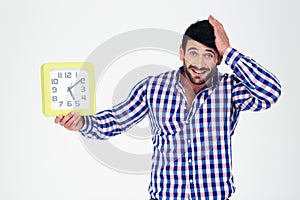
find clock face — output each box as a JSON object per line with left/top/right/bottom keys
{"left": 41, "top": 62, "right": 96, "bottom": 116}
{"left": 50, "top": 68, "right": 90, "bottom": 110}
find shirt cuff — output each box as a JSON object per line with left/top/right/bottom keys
{"left": 224, "top": 47, "right": 244, "bottom": 70}
{"left": 79, "top": 115, "right": 93, "bottom": 135}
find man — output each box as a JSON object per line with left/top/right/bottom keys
{"left": 55, "top": 15, "right": 281, "bottom": 199}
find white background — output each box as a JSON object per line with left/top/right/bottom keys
{"left": 1, "top": 0, "right": 299, "bottom": 199}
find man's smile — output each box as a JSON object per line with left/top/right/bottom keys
{"left": 189, "top": 66, "right": 209, "bottom": 76}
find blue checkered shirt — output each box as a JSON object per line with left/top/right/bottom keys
{"left": 80, "top": 47, "right": 281, "bottom": 200}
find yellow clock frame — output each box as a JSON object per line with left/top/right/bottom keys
{"left": 41, "top": 62, "right": 96, "bottom": 116}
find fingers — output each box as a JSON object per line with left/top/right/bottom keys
{"left": 208, "top": 15, "right": 216, "bottom": 25}
{"left": 208, "top": 15, "right": 225, "bottom": 35}
{"left": 59, "top": 112, "right": 74, "bottom": 127}
{"left": 72, "top": 114, "right": 83, "bottom": 128}
{"left": 208, "top": 14, "right": 230, "bottom": 56}
{"left": 208, "top": 15, "right": 222, "bottom": 27}
{"left": 54, "top": 112, "right": 83, "bottom": 131}
{"left": 64, "top": 112, "right": 77, "bottom": 129}
{"left": 54, "top": 115, "right": 63, "bottom": 124}
{"left": 65, "top": 113, "right": 82, "bottom": 130}
{"left": 208, "top": 15, "right": 224, "bottom": 31}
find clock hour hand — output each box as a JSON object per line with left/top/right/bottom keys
{"left": 67, "top": 84, "right": 75, "bottom": 101}
{"left": 67, "top": 88, "right": 75, "bottom": 100}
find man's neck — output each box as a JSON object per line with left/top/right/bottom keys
{"left": 180, "top": 72, "right": 207, "bottom": 94}
{"left": 180, "top": 73, "right": 210, "bottom": 112}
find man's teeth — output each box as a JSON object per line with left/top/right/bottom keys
{"left": 193, "top": 68, "right": 206, "bottom": 74}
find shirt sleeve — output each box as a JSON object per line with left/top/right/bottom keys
{"left": 79, "top": 77, "right": 149, "bottom": 139}
{"left": 224, "top": 47, "right": 281, "bottom": 111}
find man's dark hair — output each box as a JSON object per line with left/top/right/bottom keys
{"left": 182, "top": 20, "right": 218, "bottom": 54}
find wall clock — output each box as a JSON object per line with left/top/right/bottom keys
{"left": 41, "top": 62, "right": 96, "bottom": 116}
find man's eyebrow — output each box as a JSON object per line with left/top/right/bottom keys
{"left": 205, "top": 49, "right": 217, "bottom": 55}
{"left": 187, "top": 47, "right": 198, "bottom": 51}
{"left": 187, "top": 47, "right": 217, "bottom": 55}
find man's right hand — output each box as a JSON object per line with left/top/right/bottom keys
{"left": 54, "top": 112, "right": 85, "bottom": 131}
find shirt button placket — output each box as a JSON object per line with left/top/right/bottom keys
{"left": 187, "top": 136, "right": 195, "bottom": 196}
{"left": 187, "top": 139, "right": 192, "bottom": 165}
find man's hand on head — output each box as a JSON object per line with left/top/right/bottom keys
{"left": 208, "top": 15, "right": 230, "bottom": 56}
{"left": 55, "top": 112, "right": 85, "bottom": 131}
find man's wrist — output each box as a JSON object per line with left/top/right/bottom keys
{"left": 222, "top": 46, "right": 232, "bottom": 58}
{"left": 79, "top": 115, "right": 93, "bottom": 134}
{"left": 78, "top": 116, "right": 85, "bottom": 130}
{"left": 224, "top": 47, "right": 241, "bottom": 67}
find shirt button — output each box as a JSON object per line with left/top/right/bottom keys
{"left": 188, "top": 140, "right": 191, "bottom": 143}
{"left": 189, "top": 159, "right": 192, "bottom": 163}
{"left": 190, "top": 179, "right": 193, "bottom": 183}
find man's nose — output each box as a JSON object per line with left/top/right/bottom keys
{"left": 193, "top": 56, "right": 205, "bottom": 68}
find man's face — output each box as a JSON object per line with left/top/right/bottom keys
{"left": 180, "top": 39, "right": 219, "bottom": 86}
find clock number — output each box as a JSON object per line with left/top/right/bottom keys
{"left": 59, "top": 101, "right": 63, "bottom": 107}
{"left": 52, "top": 87, "right": 57, "bottom": 93}
{"left": 82, "top": 95, "right": 86, "bottom": 100}
{"left": 81, "top": 78, "right": 86, "bottom": 84}
{"left": 51, "top": 78, "right": 58, "bottom": 84}
{"left": 67, "top": 101, "right": 72, "bottom": 107}
{"left": 58, "top": 72, "right": 62, "bottom": 78}
{"left": 81, "top": 86, "right": 86, "bottom": 92}
{"left": 52, "top": 96, "right": 57, "bottom": 102}
{"left": 65, "top": 72, "right": 71, "bottom": 78}
{"left": 75, "top": 100, "right": 80, "bottom": 107}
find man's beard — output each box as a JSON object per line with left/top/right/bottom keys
{"left": 183, "top": 61, "right": 216, "bottom": 86}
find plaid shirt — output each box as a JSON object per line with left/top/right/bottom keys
{"left": 80, "top": 47, "right": 281, "bottom": 200}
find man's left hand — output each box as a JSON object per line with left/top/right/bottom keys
{"left": 208, "top": 15, "right": 230, "bottom": 56}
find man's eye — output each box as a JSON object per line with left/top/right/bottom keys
{"left": 204, "top": 53, "right": 213, "bottom": 59}
{"left": 190, "top": 51, "right": 198, "bottom": 57}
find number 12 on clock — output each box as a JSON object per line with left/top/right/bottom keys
{"left": 41, "top": 62, "right": 96, "bottom": 116}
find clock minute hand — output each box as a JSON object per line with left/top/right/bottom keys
{"left": 68, "top": 78, "right": 83, "bottom": 90}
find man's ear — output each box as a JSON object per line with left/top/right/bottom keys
{"left": 217, "top": 55, "right": 223, "bottom": 65}
{"left": 180, "top": 45, "right": 184, "bottom": 61}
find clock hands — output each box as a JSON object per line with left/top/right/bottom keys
{"left": 68, "top": 78, "right": 84, "bottom": 90}
{"left": 67, "top": 87, "right": 75, "bottom": 100}
{"left": 67, "top": 83, "right": 75, "bottom": 101}
{"left": 67, "top": 78, "right": 84, "bottom": 101}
